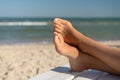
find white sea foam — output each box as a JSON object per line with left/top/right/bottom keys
{"left": 0, "top": 21, "right": 48, "bottom": 26}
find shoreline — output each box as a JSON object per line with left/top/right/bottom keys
{"left": 0, "top": 40, "right": 120, "bottom": 46}
{"left": 0, "top": 40, "right": 120, "bottom": 80}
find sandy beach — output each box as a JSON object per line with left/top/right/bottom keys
{"left": 0, "top": 41, "right": 120, "bottom": 80}
{"left": 0, "top": 43, "right": 68, "bottom": 80}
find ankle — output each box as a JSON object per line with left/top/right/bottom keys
{"left": 69, "top": 59, "right": 85, "bottom": 72}
{"left": 68, "top": 53, "right": 86, "bottom": 72}
{"left": 72, "top": 30, "right": 85, "bottom": 46}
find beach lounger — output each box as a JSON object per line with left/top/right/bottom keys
{"left": 29, "top": 64, "right": 120, "bottom": 80}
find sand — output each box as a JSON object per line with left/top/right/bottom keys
{"left": 0, "top": 41, "right": 120, "bottom": 80}
{"left": 0, "top": 44, "right": 68, "bottom": 80}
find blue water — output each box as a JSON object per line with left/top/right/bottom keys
{"left": 0, "top": 17, "right": 120, "bottom": 44}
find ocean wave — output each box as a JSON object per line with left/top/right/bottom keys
{"left": 0, "top": 21, "right": 48, "bottom": 26}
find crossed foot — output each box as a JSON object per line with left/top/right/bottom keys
{"left": 54, "top": 18, "right": 85, "bottom": 46}
{"left": 53, "top": 18, "right": 117, "bottom": 74}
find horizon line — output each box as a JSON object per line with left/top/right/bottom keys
{"left": 0, "top": 16, "right": 120, "bottom": 19}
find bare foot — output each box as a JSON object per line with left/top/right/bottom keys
{"left": 54, "top": 33, "right": 87, "bottom": 71}
{"left": 54, "top": 33, "right": 116, "bottom": 73}
{"left": 54, "top": 18, "right": 83, "bottom": 46}
{"left": 54, "top": 32, "right": 79, "bottom": 59}
{"left": 53, "top": 18, "right": 120, "bottom": 75}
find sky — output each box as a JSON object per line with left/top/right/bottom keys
{"left": 0, "top": 0, "right": 120, "bottom": 18}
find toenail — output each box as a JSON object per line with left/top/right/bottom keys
{"left": 55, "top": 18, "right": 58, "bottom": 21}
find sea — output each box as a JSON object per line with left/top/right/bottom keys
{"left": 0, "top": 17, "right": 120, "bottom": 45}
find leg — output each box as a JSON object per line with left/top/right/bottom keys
{"left": 54, "top": 18, "right": 120, "bottom": 75}
{"left": 54, "top": 33, "right": 118, "bottom": 74}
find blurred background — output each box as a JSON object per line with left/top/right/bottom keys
{"left": 0, "top": 0, "right": 120, "bottom": 80}
{"left": 0, "top": 0, "right": 120, "bottom": 44}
